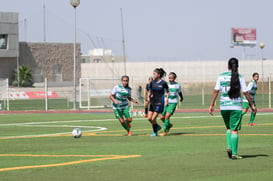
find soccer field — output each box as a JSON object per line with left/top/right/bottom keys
{"left": 0, "top": 112, "right": 273, "bottom": 181}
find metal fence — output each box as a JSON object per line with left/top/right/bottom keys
{"left": 0, "top": 76, "right": 272, "bottom": 111}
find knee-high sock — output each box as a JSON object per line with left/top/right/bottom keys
{"left": 152, "top": 123, "right": 158, "bottom": 133}
{"left": 231, "top": 133, "right": 239, "bottom": 155}
{"left": 226, "top": 130, "right": 231, "bottom": 149}
{"left": 164, "top": 119, "right": 170, "bottom": 132}
{"left": 145, "top": 108, "right": 148, "bottom": 115}
{"left": 121, "top": 122, "right": 129, "bottom": 131}
{"left": 249, "top": 112, "right": 256, "bottom": 124}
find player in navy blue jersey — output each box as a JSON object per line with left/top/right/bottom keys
{"left": 147, "top": 68, "right": 169, "bottom": 136}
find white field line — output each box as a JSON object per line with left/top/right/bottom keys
{"left": 0, "top": 112, "right": 272, "bottom": 139}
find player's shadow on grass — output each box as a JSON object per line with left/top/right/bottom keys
{"left": 168, "top": 132, "right": 194, "bottom": 136}
{"left": 242, "top": 154, "right": 269, "bottom": 159}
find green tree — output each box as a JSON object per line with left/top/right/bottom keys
{"left": 12, "top": 65, "right": 34, "bottom": 87}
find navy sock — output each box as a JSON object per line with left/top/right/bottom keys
{"left": 152, "top": 124, "right": 158, "bottom": 133}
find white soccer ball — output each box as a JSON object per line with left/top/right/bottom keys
{"left": 72, "top": 128, "right": 82, "bottom": 138}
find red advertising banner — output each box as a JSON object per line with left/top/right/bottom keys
{"left": 231, "top": 28, "right": 256, "bottom": 46}
{"left": 9, "top": 91, "right": 59, "bottom": 99}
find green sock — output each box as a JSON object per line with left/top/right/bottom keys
{"left": 164, "top": 119, "right": 170, "bottom": 132}
{"left": 226, "top": 130, "right": 231, "bottom": 149}
{"left": 121, "top": 122, "right": 129, "bottom": 131}
{"left": 249, "top": 112, "right": 256, "bottom": 124}
{"left": 231, "top": 133, "right": 239, "bottom": 155}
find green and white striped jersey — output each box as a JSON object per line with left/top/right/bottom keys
{"left": 111, "top": 84, "right": 131, "bottom": 109}
{"left": 214, "top": 71, "right": 247, "bottom": 110}
{"left": 167, "top": 82, "right": 182, "bottom": 104}
{"left": 247, "top": 80, "right": 257, "bottom": 101}
{"left": 242, "top": 80, "right": 258, "bottom": 102}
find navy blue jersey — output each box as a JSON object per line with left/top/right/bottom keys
{"left": 145, "top": 83, "right": 150, "bottom": 91}
{"left": 149, "top": 79, "right": 169, "bottom": 101}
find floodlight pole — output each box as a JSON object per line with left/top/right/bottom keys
{"left": 260, "top": 42, "right": 265, "bottom": 106}
{"left": 70, "top": 0, "right": 80, "bottom": 110}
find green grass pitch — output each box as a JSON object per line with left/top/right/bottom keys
{"left": 0, "top": 112, "right": 273, "bottom": 181}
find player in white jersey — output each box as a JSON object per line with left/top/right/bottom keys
{"left": 209, "top": 58, "right": 256, "bottom": 160}
{"left": 241, "top": 72, "right": 259, "bottom": 126}
{"left": 159, "top": 72, "right": 183, "bottom": 136}
{"left": 109, "top": 75, "right": 138, "bottom": 136}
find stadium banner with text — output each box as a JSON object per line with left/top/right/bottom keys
{"left": 9, "top": 91, "right": 59, "bottom": 99}
{"left": 231, "top": 28, "right": 256, "bottom": 46}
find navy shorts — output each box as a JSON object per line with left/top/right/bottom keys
{"left": 149, "top": 99, "right": 164, "bottom": 113}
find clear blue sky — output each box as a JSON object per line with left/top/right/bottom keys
{"left": 2, "top": 0, "right": 273, "bottom": 61}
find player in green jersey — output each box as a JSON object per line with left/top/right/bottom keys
{"left": 241, "top": 72, "right": 259, "bottom": 126}
{"left": 159, "top": 72, "right": 183, "bottom": 136}
{"left": 209, "top": 58, "right": 256, "bottom": 160}
{"left": 109, "top": 75, "right": 138, "bottom": 136}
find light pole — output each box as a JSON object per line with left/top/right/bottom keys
{"left": 259, "top": 42, "right": 265, "bottom": 106}
{"left": 70, "top": 0, "right": 80, "bottom": 110}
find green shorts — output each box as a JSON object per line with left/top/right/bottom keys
{"left": 161, "top": 103, "right": 177, "bottom": 116}
{"left": 242, "top": 102, "right": 249, "bottom": 109}
{"left": 220, "top": 110, "right": 242, "bottom": 131}
{"left": 113, "top": 107, "right": 131, "bottom": 119}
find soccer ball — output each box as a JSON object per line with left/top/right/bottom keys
{"left": 72, "top": 128, "right": 82, "bottom": 138}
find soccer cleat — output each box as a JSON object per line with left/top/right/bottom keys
{"left": 231, "top": 155, "right": 243, "bottom": 160}
{"left": 143, "top": 114, "right": 148, "bottom": 118}
{"left": 159, "top": 131, "right": 167, "bottom": 136}
{"left": 166, "top": 123, "right": 173, "bottom": 133}
{"left": 151, "top": 132, "right": 158, "bottom": 137}
{"left": 248, "top": 123, "right": 256, "bottom": 126}
{"left": 127, "top": 131, "right": 132, "bottom": 136}
{"left": 227, "top": 149, "right": 232, "bottom": 159}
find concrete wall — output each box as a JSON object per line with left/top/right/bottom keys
{"left": 0, "top": 12, "right": 18, "bottom": 57}
{"left": 81, "top": 59, "right": 273, "bottom": 85}
{"left": 0, "top": 12, "right": 18, "bottom": 80}
{"left": 19, "top": 42, "right": 81, "bottom": 83}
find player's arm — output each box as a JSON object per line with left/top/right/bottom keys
{"left": 164, "top": 82, "right": 169, "bottom": 106}
{"left": 243, "top": 91, "right": 257, "bottom": 113}
{"left": 128, "top": 96, "right": 138, "bottom": 104}
{"left": 144, "top": 87, "right": 148, "bottom": 101}
{"left": 179, "top": 92, "right": 183, "bottom": 102}
{"left": 209, "top": 89, "right": 219, "bottom": 115}
{"left": 109, "top": 93, "right": 119, "bottom": 105}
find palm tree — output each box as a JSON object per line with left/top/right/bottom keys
{"left": 12, "top": 65, "right": 34, "bottom": 87}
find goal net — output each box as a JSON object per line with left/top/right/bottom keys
{"left": 0, "top": 78, "right": 9, "bottom": 110}
{"left": 79, "top": 78, "right": 120, "bottom": 109}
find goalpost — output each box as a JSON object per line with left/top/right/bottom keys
{"left": 79, "top": 78, "right": 120, "bottom": 109}
{"left": 0, "top": 78, "right": 9, "bottom": 111}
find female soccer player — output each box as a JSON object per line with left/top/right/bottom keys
{"left": 209, "top": 58, "right": 256, "bottom": 160}
{"left": 109, "top": 75, "right": 138, "bottom": 136}
{"left": 159, "top": 72, "right": 183, "bottom": 136}
{"left": 241, "top": 72, "right": 259, "bottom": 126}
{"left": 143, "top": 76, "right": 153, "bottom": 117}
{"left": 147, "top": 68, "right": 169, "bottom": 136}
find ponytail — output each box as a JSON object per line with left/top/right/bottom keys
{"left": 154, "top": 68, "right": 166, "bottom": 78}
{"left": 228, "top": 58, "right": 241, "bottom": 99}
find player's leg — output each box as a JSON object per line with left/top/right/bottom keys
{"left": 143, "top": 100, "right": 149, "bottom": 117}
{"left": 230, "top": 110, "right": 243, "bottom": 160}
{"left": 124, "top": 107, "right": 133, "bottom": 135}
{"left": 114, "top": 109, "right": 130, "bottom": 134}
{"left": 151, "top": 112, "right": 161, "bottom": 136}
{"left": 221, "top": 110, "right": 232, "bottom": 158}
{"left": 248, "top": 102, "right": 256, "bottom": 126}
